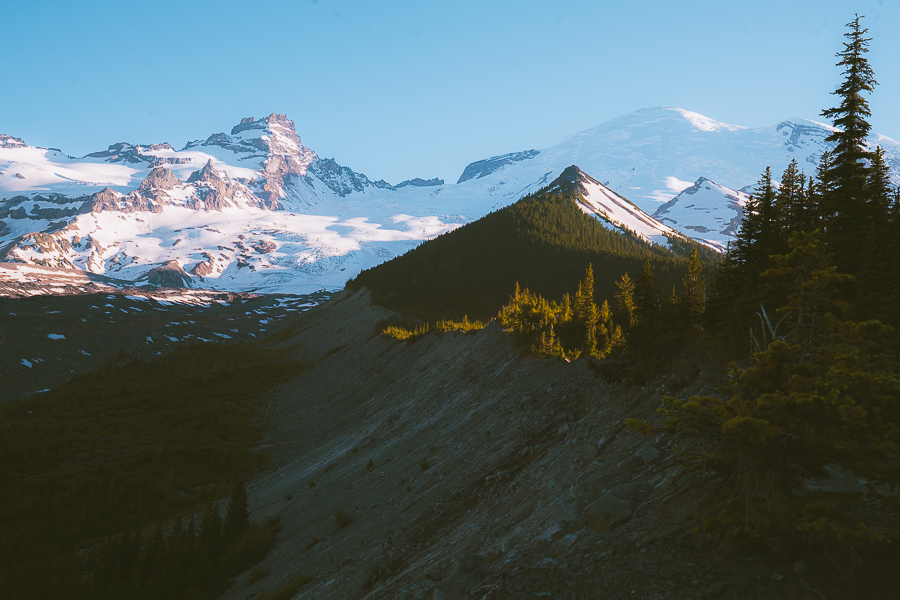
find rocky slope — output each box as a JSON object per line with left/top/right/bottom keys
{"left": 223, "top": 291, "right": 829, "bottom": 600}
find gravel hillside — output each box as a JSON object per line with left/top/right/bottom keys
{"left": 226, "top": 291, "right": 824, "bottom": 600}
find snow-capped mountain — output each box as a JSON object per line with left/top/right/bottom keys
{"left": 2, "top": 108, "right": 898, "bottom": 295}
{"left": 545, "top": 165, "right": 692, "bottom": 249}
{"left": 651, "top": 178, "right": 752, "bottom": 251}
{"left": 0, "top": 115, "right": 463, "bottom": 293}
{"left": 450, "top": 107, "right": 899, "bottom": 248}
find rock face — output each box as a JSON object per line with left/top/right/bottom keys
{"left": 89, "top": 187, "right": 163, "bottom": 214}
{"left": 394, "top": 177, "right": 444, "bottom": 188}
{"left": 190, "top": 252, "right": 216, "bottom": 276}
{"left": 187, "top": 160, "right": 237, "bottom": 210}
{"left": 141, "top": 260, "right": 192, "bottom": 287}
{"left": 85, "top": 142, "right": 155, "bottom": 165}
{"left": 307, "top": 157, "right": 393, "bottom": 197}
{"left": 0, "top": 134, "right": 28, "bottom": 149}
{"left": 138, "top": 166, "right": 180, "bottom": 192}
{"left": 456, "top": 149, "right": 540, "bottom": 183}
{"left": 89, "top": 188, "right": 122, "bottom": 212}
{"left": 229, "top": 114, "right": 317, "bottom": 206}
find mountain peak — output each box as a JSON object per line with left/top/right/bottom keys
{"left": 0, "top": 134, "right": 27, "bottom": 149}
{"left": 230, "top": 113, "right": 297, "bottom": 137}
{"left": 545, "top": 165, "right": 603, "bottom": 196}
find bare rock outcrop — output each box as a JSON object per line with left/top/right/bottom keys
{"left": 140, "top": 260, "right": 193, "bottom": 288}
{"left": 88, "top": 187, "right": 164, "bottom": 213}
{"left": 186, "top": 160, "right": 236, "bottom": 210}
{"left": 190, "top": 253, "right": 216, "bottom": 276}
{"left": 0, "top": 134, "right": 28, "bottom": 149}
{"left": 138, "top": 166, "right": 180, "bottom": 192}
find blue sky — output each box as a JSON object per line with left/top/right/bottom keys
{"left": 2, "top": 0, "right": 898, "bottom": 184}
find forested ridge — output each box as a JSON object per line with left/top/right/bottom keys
{"left": 349, "top": 171, "right": 717, "bottom": 322}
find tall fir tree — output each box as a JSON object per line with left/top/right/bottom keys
{"left": 819, "top": 14, "right": 878, "bottom": 273}
{"left": 680, "top": 248, "right": 707, "bottom": 329}
{"left": 857, "top": 146, "right": 896, "bottom": 317}
{"left": 634, "top": 259, "right": 661, "bottom": 326}
{"left": 776, "top": 159, "right": 810, "bottom": 240}
{"left": 615, "top": 272, "right": 636, "bottom": 330}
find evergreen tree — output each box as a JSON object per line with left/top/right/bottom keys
{"left": 614, "top": 273, "right": 636, "bottom": 329}
{"left": 634, "top": 259, "right": 661, "bottom": 326}
{"left": 584, "top": 300, "right": 600, "bottom": 356}
{"left": 855, "top": 146, "right": 895, "bottom": 317}
{"left": 706, "top": 168, "right": 787, "bottom": 346}
{"left": 776, "top": 159, "right": 809, "bottom": 239}
{"left": 560, "top": 293, "right": 572, "bottom": 323}
{"left": 762, "top": 230, "right": 853, "bottom": 356}
{"left": 820, "top": 14, "right": 878, "bottom": 272}
{"left": 581, "top": 263, "right": 595, "bottom": 306}
{"left": 639, "top": 230, "right": 900, "bottom": 555}
{"left": 680, "top": 248, "right": 707, "bottom": 329}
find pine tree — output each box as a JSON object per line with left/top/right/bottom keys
{"left": 645, "top": 230, "right": 899, "bottom": 554}
{"left": 706, "top": 168, "right": 783, "bottom": 345}
{"left": 560, "top": 293, "right": 572, "bottom": 323}
{"left": 573, "top": 281, "right": 586, "bottom": 323}
{"left": 680, "top": 248, "right": 707, "bottom": 329}
{"left": 762, "top": 230, "right": 853, "bottom": 356}
{"left": 776, "top": 159, "right": 809, "bottom": 239}
{"left": 634, "top": 259, "right": 661, "bottom": 326}
{"left": 820, "top": 14, "right": 878, "bottom": 272}
{"left": 584, "top": 300, "right": 600, "bottom": 356}
{"left": 582, "top": 263, "right": 595, "bottom": 305}
{"left": 615, "top": 273, "right": 636, "bottom": 329}
{"left": 857, "top": 146, "right": 895, "bottom": 316}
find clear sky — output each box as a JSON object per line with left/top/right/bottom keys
{"left": 2, "top": 0, "right": 898, "bottom": 185}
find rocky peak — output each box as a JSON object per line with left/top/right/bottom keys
{"left": 85, "top": 142, "right": 153, "bottom": 165}
{"left": 394, "top": 177, "right": 444, "bottom": 189}
{"left": 187, "top": 159, "right": 225, "bottom": 185}
{"left": 545, "top": 165, "right": 600, "bottom": 196}
{"left": 140, "top": 260, "right": 193, "bottom": 288}
{"left": 0, "top": 134, "right": 27, "bottom": 149}
{"left": 186, "top": 160, "right": 237, "bottom": 210}
{"left": 139, "top": 166, "right": 181, "bottom": 192}
{"left": 91, "top": 187, "right": 121, "bottom": 211}
{"left": 457, "top": 149, "right": 540, "bottom": 184}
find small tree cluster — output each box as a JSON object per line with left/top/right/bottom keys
{"left": 88, "top": 482, "right": 275, "bottom": 600}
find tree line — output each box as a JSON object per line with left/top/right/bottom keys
{"left": 630, "top": 15, "right": 900, "bottom": 585}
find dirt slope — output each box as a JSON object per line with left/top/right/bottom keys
{"left": 227, "top": 290, "right": 819, "bottom": 600}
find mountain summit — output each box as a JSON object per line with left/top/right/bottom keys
{"left": 545, "top": 166, "right": 690, "bottom": 249}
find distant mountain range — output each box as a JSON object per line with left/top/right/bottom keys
{"left": 1, "top": 108, "right": 897, "bottom": 294}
